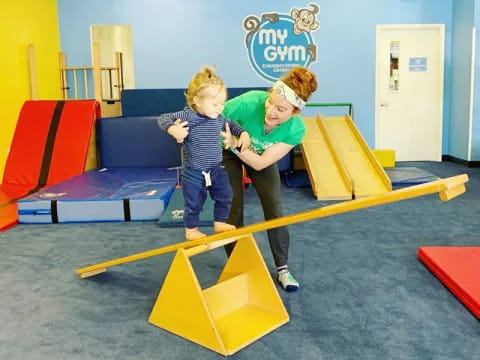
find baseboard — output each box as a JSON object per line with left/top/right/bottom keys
{"left": 442, "top": 155, "right": 480, "bottom": 168}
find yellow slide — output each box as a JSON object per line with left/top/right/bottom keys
{"left": 301, "top": 115, "right": 391, "bottom": 200}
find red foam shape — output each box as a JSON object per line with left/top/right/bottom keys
{"left": 3, "top": 100, "right": 99, "bottom": 186}
{"left": 2, "top": 101, "right": 58, "bottom": 185}
{"left": 0, "top": 184, "right": 33, "bottom": 200}
{"left": 46, "top": 100, "right": 100, "bottom": 185}
{"left": 418, "top": 246, "right": 480, "bottom": 319}
{"left": 0, "top": 203, "right": 18, "bottom": 232}
{"left": 0, "top": 100, "right": 100, "bottom": 231}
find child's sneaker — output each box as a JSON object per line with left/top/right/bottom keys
{"left": 277, "top": 268, "right": 299, "bottom": 292}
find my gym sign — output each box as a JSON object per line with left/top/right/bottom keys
{"left": 244, "top": 3, "right": 320, "bottom": 82}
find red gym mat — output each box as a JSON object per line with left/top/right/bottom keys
{"left": 418, "top": 246, "right": 480, "bottom": 319}
{"left": 0, "top": 100, "right": 100, "bottom": 232}
{"left": 0, "top": 203, "right": 18, "bottom": 232}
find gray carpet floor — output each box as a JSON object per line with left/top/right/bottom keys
{"left": 0, "top": 161, "right": 479, "bottom": 359}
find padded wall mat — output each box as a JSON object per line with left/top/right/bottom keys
{"left": 98, "top": 116, "right": 181, "bottom": 168}
{"left": 18, "top": 167, "right": 176, "bottom": 224}
{"left": 418, "top": 246, "right": 480, "bottom": 319}
{"left": 121, "top": 87, "right": 267, "bottom": 116}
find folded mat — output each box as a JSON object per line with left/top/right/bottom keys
{"left": 18, "top": 167, "right": 176, "bottom": 223}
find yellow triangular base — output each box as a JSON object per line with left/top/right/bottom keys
{"left": 149, "top": 234, "right": 289, "bottom": 356}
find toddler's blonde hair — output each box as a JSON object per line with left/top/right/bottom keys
{"left": 186, "top": 65, "right": 226, "bottom": 111}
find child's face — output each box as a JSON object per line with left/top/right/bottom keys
{"left": 194, "top": 85, "right": 227, "bottom": 119}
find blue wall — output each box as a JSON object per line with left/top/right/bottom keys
{"left": 473, "top": 1, "right": 480, "bottom": 160}
{"left": 450, "top": 0, "right": 474, "bottom": 161}
{"left": 57, "top": 0, "right": 453, "bottom": 153}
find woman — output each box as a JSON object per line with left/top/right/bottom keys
{"left": 222, "top": 66, "right": 317, "bottom": 292}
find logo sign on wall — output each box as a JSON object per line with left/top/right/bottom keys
{"left": 243, "top": 3, "right": 320, "bottom": 83}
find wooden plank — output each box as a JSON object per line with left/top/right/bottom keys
{"left": 59, "top": 52, "right": 68, "bottom": 99}
{"left": 92, "top": 43, "right": 102, "bottom": 101}
{"left": 26, "top": 44, "right": 37, "bottom": 100}
{"left": 76, "top": 174, "right": 468, "bottom": 278}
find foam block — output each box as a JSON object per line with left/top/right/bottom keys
{"left": 373, "top": 149, "right": 395, "bottom": 168}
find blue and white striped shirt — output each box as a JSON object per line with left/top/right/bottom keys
{"left": 158, "top": 107, "right": 245, "bottom": 170}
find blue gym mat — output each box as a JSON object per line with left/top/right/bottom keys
{"left": 18, "top": 167, "right": 177, "bottom": 223}
{"left": 385, "top": 167, "right": 439, "bottom": 185}
{"left": 283, "top": 167, "right": 439, "bottom": 188}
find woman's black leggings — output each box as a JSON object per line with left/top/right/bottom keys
{"left": 222, "top": 150, "right": 289, "bottom": 268}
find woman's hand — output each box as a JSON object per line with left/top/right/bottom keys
{"left": 168, "top": 119, "right": 189, "bottom": 143}
{"left": 237, "top": 131, "right": 251, "bottom": 152}
{"left": 221, "top": 123, "right": 238, "bottom": 149}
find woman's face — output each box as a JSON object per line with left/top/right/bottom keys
{"left": 264, "top": 91, "right": 299, "bottom": 128}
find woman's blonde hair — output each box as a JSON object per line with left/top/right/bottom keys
{"left": 186, "top": 66, "right": 226, "bottom": 111}
{"left": 280, "top": 66, "right": 318, "bottom": 104}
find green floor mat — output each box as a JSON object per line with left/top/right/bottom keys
{"left": 158, "top": 188, "right": 214, "bottom": 227}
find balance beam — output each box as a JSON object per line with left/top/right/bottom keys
{"left": 76, "top": 174, "right": 468, "bottom": 278}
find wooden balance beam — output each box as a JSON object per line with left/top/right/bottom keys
{"left": 76, "top": 174, "right": 468, "bottom": 278}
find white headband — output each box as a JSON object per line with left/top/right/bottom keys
{"left": 272, "top": 80, "right": 306, "bottom": 110}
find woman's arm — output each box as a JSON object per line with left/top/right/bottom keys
{"left": 236, "top": 142, "right": 294, "bottom": 171}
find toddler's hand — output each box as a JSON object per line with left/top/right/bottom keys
{"left": 221, "top": 123, "right": 238, "bottom": 149}
{"left": 168, "top": 119, "right": 189, "bottom": 143}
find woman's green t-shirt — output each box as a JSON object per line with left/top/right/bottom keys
{"left": 222, "top": 90, "right": 305, "bottom": 154}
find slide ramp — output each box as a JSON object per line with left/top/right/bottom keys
{"left": 301, "top": 115, "right": 391, "bottom": 200}
{"left": 301, "top": 117, "right": 352, "bottom": 200}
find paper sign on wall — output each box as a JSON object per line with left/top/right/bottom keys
{"left": 409, "top": 57, "right": 427, "bottom": 72}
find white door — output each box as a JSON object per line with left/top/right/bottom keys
{"left": 375, "top": 24, "right": 444, "bottom": 161}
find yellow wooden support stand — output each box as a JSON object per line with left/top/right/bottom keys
{"left": 148, "top": 234, "right": 289, "bottom": 356}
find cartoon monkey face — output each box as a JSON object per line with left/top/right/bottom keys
{"left": 291, "top": 4, "right": 320, "bottom": 35}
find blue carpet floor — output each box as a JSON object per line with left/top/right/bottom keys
{"left": 0, "top": 161, "right": 479, "bottom": 360}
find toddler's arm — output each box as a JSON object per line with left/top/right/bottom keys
{"left": 158, "top": 110, "right": 189, "bottom": 143}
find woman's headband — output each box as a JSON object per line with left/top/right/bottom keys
{"left": 272, "top": 80, "right": 306, "bottom": 110}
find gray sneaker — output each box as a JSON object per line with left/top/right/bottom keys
{"left": 277, "top": 269, "right": 299, "bottom": 292}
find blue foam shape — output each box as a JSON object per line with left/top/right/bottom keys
{"left": 386, "top": 167, "right": 439, "bottom": 185}
{"left": 98, "top": 116, "right": 182, "bottom": 168}
{"left": 282, "top": 167, "right": 439, "bottom": 188}
{"left": 121, "top": 87, "right": 268, "bottom": 117}
{"left": 18, "top": 167, "right": 177, "bottom": 224}
{"left": 111, "top": 88, "right": 293, "bottom": 171}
